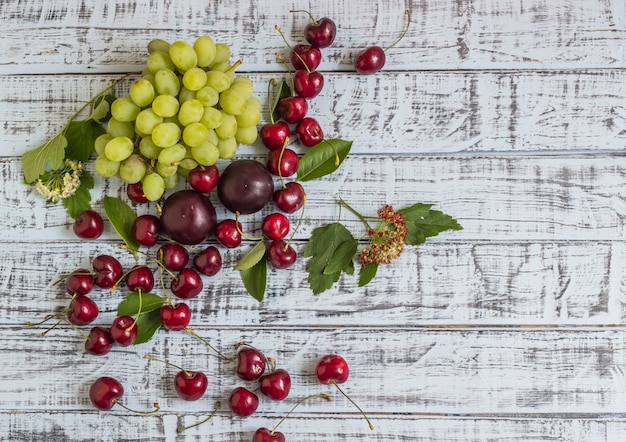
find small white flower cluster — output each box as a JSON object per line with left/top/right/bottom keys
{"left": 34, "top": 159, "right": 83, "bottom": 203}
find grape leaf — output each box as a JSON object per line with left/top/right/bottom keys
{"left": 64, "top": 119, "right": 105, "bottom": 162}
{"left": 117, "top": 292, "right": 166, "bottom": 316}
{"left": 399, "top": 203, "right": 463, "bottom": 245}
{"left": 133, "top": 309, "right": 163, "bottom": 345}
{"left": 234, "top": 240, "right": 266, "bottom": 270}
{"left": 241, "top": 255, "right": 267, "bottom": 301}
{"left": 297, "top": 139, "right": 352, "bottom": 182}
{"left": 271, "top": 80, "right": 291, "bottom": 123}
{"left": 103, "top": 196, "right": 140, "bottom": 255}
{"left": 358, "top": 263, "right": 378, "bottom": 287}
{"left": 22, "top": 131, "right": 68, "bottom": 183}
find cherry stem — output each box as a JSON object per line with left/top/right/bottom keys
{"left": 50, "top": 270, "right": 94, "bottom": 288}
{"left": 266, "top": 357, "right": 277, "bottom": 373}
{"left": 177, "top": 401, "right": 220, "bottom": 433}
{"left": 289, "top": 9, "right": 317, "bottom": 25}
{"left": 234, "top": 211, "right": 263, "bottom": 241}
{"left": 284, "top": 194, "right": 307, "bottom": 249}
{"left": 275, "top": 25, "right": 311, "bottom": 74}
{"left": 112, "top": 398, "right": 161, "bottom": 415}
{"left": 267, "top": 78, "right": 278, "bottom": 124}
{"left": 384, "top": 9, "right": 411, "bottom": 52}
{"left": 126, "top": 289, "right": 143, "bottom": 332}
{"left": 277, "top": 136, "right": 290, "bottom": 186}
{"left": 275, "top": 52, "right": 296, "bottom": 93}
{"left": 338, "top": 198, "right": 373, "bottom": 230}
{"left": 271, "top": 393, "right": 332, "bottom": 434}
{"left": 184, "top": 328, "right": 232, "bottom": 361}
{"left": 331, "top": 381, "right": 374, "bottom": 430}
{"left": 144, "top": 355, "right": 192, "bottom": 377}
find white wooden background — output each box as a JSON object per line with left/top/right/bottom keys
{"left": 1, "top": 0, "right": 626, "bottom": 440}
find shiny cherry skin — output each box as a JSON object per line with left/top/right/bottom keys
{"left": 215, "top": 219, "right": 242, "bottom": 248}
{"left": 92, "top": 255, "right": 123, "bottom": 289}
{"left": 267, "top": 240, "right": 297, "bottom": 269}
{"left": 188, "top": 165, "right": 219, "bottom": 193}
{"left": 253, "top": 428, "right": 286, "bottom": 442}
{"left": 259, "top": 121, "right": 290, "bottom": 151}
{"left": 157, "top": 243, "right": 189, "bottom": 271}
{"left": 228, "top": 386, "right": 259, "bottom": 417}
{"left": 171, "top": 268, "right": 203, "bottom": 299}
{"left": 131, "top": 214, "right": 160, "bottom": 247}
{"left": 125, "top": 265, "right": 154, "bottom": 292}
{"left": 296, "top": 117, "right": 324, "bottom": 147}
{"left": 316, "top": 354, "right": 350, "bottom": 384}
{"left": 109, "top": 315, "right": 138, "bottom": 346}
{"left": 305, "top": 16, "right": 337, "bottom": 48}
{"left": 85, "top": 326, "right": 114, "bottom": 356}
{"left": 262, "top": 213, "right": 290, "bottom": 241}
{"left": 294, "top": 69, "right": 324, "bottom": 99}
{"left": 290, "top": 44, "right": 322, "bottom": 71}
{"left": 267, "top": 148, "right": 299, "bottom": 177}
{"left": 67, "top": 295, "right": 99, "bottom": 326}
{"left": 277, "top": 96, "right": 308, "bottom": 123}
{"left": 160, "top": 303, "right": 191, "bottom": 331}
{"left": 259, "top": 368, "right": 291, "bottom": 401}
{"left": 65, "top": 268, "right": 94, "bottom": 296}
{"left": 236, "top": 347, "right": 267, "bottom": 381}
{"left": 73, "top": 210, "right": 104, "bottom": 239}
{"left": 174, "top": 370, "right": 208, "bottom": 401}
{"left": 193, "top": 246, "right": 222, "bottom": 276}
{"left": 355, "top": 46, "right": 386, "bottom": 75}
{"left": 126, "top": 182, "right": 149, "bottom": 204}
{"left": 89, "top": 376, "right": 124, "bottom": 410}
{"left": 273, "top": 182, "right": 306, "bottom": 214}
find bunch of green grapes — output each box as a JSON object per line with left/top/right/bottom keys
{"left": 93, "top": 36, "right": 261, "bottom": 201}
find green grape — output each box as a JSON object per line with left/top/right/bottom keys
{"left": 111, "top": 97, "right": 141, "bottom": 122}
{"left": 217, "top": 137, "right": 238, "bottom": 159}
{"left": 205, "top": 70, "right": 231, "bottom": 93}
{"left": 148, "top": 38, "right": 170, "bottom": 54}
{"left": 182, "top": 67, "right": 207, "bottom": 91}
{"left": 152, "top": 94, "right": 180, "bottom": 118}
{"left": 196, "top": 85, "right": 219, "bottom": 107}
{"left": 104, "top": 136, "right": 134, "bottom": 162}
{"left": 206, "top": 128, "right": 219, "bottom": 146}
{"left": 94, "top": 134, "right": 112, "bottom": 155}
{"left": 235, "top": 125, "right": 258, "bottom": 145}
{"left": 129, "top": 78, "right": 155, "bottom": 107}
{"left": 94, "top": 153, "right": 120, "bottom": 177}
{"left": 235, "top": 97, "right": 261, "bottom": 127}
{"left": 211, "top": 43, "right": 231, "bottom": 65}
{"left": 119, "top": 154, "right": 148, "bottom": 184}
{"left": 191, "top": 141, "right": 220, "bottom": 166}
{"left": 219, "top": 88, "right": 247, "bottom": 115}
{"left": 178, "top": 99, "right": 204, "bottom": 126}
{"left": 200, "top": 107, "right": 223, "bottom": 129}
{"left": 107, "top": 118, "right": 135, "bottom": 139}
{"left": 178, "top": 86, "right": 197, "bottom": 104}
{"left": 147, "top": 50, "right": 176, "bottom": 74}
{"left": 139, "top": 136, "right": 162, "bottom": 159}
{"left": 194, "top": 36, "right": 216, "bottom": 67}
{"left": 163, "top": 172, "right": 179, "bottom": 189}
{"left": 142, "top": 173, "right": 165, "bottom": 201}
{"left": 183, "top": 122, "right": 209, "bottom": 147}
{"left": 211, "top": 61, "right": 236, "bottom": 81}
{"left": 177, "top": 166, "right": 191, "bottom": 180}
{"left": 156, "top": 160, "right": 178, "bottom": 177}
{"left": 158, "top": 143, "right": 186, "bottom": 166}
{"left": 155, "top": 68, "right": 181, "bottom": 96}
{"left": 135, "top": 108, "right": 163, "bottom": 135}
{"left": 169, "top": 40, "right": 198, "bottom": 72}
{"left": 215, "top": 111, "right": 238, "bottom": 139}
{"left": 152, "top": 122, "right": 181, "bottom": 147}
{"left": 230, "top": 76, "right": 254, "bottom": 100}
{"left": 178, "top": 157, "right": 198, "bottom": 171}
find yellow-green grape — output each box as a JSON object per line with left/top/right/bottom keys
{"left": 169, "top": 40, "right": 198, "bottom": 72}
{"left": 217, "top": 137, "right": 238, "bottom": 159}
{"left": 235, "top": 97, "right": 262, "bottom": 127}
{"left": 215, "top": 111, "right": 238, "bottom": 139}
{"left": 148, "top": 38, "right": 170, "bottom": 54}
{"left": 152, "top": 122, "right": 181, "bottom": 147}
{"left": 139, "top": 136, "right": 162, "bottom": 159}
{"left": 94, "top": 134, "right": 112, "bottom": 155}
{"left": 196, "top": 85, "right": 219, "bottom": 107}
{"left": 111, "top": 97, "right": 141, "bottom": 122}
{"left": 205, "top": 70, "right": 231, "bottom": 93}
{"left": 200, "top": 107, "right": 223, "bottom": 129}
{"left": 219, "top": 88, "right": 247, "bottom": 115}
{"left": 129, "top": 78, "right": 155, "bottom": 107}
{"left": 230, "top": 76, "right": 254, "bottom": 100}
{"left": 94, "top": 153, "right": 120, "bottom": 177}
{"left": 135, "top": 108, "right": 163, "bottom": 135}
{"left": 183, "top": 122, "right": 209, "bottom": 147}
{"left": 178, "top": 86, "right": 196, "bottom": 104}
{"left": 182, "top": 67, "right": 207, "bottom": 91}
{"left": 163, "top": 172, "right": 179, "bottom": 189}
{"left": 178, "top": 157, "right": 198, "bottom": 171}
{"left": 211, "top": 61, "right": 237, "bottom": 82}
{"left": 178, "top": 99, "right": 204, "bottom": 126}
{"left": 156, "top": 160, "right": 178, "bottom": 177}
{"left": 177, "top": 167, "right": 191, "bottom": 180}
{"left": 158, "top": 143, "right": 186, "bottom": 166}
{"left": 142, "top": 172, "right": 165, "bottom": 201}
{"left": 118, "top": 154, "right": 148, "bottom": 184}
{"left": 211, "top": 43, "right": 231, "bottom": 65}
{"left": 235, "top": 126, "right": 258, "bottom": 145}
{"left": 107, "top": 118, "right": 135, "bottom": 139}
{"left": 155, "top": 68, "right": 181, "bottom": 96}
{"left": 152, "top": 94, "right": 180, "bottom": 118}
{"left": 194, "top": 36, "right": 216, "bottom": 67}
{"left": 206, "top": 128, "right": 219, "bottom": 146}
{"left": 104, "top": 136, "right": 134, "bottom": 162}
{"left": 147, "top": 50, "right": 176, "bottom": 74}
{"left": 142, "top": 72, "right": 156, "bottom": 87}
{"left": 191, "top": 141, "right": 220, "bottom": 166}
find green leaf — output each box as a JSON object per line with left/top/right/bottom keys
{"left": 64, "top": 119, "right": 105, "bottom": 162}
{"left": 323, "top": 239, "right": 358, "bottom": 275}
{"left": 91, "top": 94, "right": 116, "bottom": 122}
{"left": 399, "top": 203, "right": 463, "bottom": 245}
{"left": 234, "top": 240, "right": 266, "bottom": 270}
{"left": 117, "top": 292, "right": 166, "bottom": 316}
{"left": 22, "top": 131, "right": 68, "bottom": 183}
{"left": 343, "top": 259, "right": 355, "bottom": 275}
{"left": 241, "top": 255, "right": 267, "bottom": 301}
{"left": 62, "top": 170, "right": 95, "bottom": 219}
{"left": 297, "top": 139, "right": 352, "bottom": 182}
{"left": 271, "top": 80, "right": 291, "bottom": 123}
{"left": 103, "top": 196, "right": 140, "bottom": 254}
{"left": 358, "top": 263, "right": 379, "bottom": 287}
{"left": 133, "top": 309, "right": 163, "bottom": 345}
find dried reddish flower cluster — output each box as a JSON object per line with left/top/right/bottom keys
{"left": 359, "top": 205, "right": 407, "bottom": 265}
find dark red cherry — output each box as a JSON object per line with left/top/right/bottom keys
{"left": 85, "top": 326, "right": 114, "bottom": 356}
{"left": 261, "top": 213, "right": 290, "bottom": 241}
{"left": 157, "top": 243, "right": 189, "bottom": 271}
{"left": 65, "top": 268, "right": 95, "bottom": 296}
{"left": 174, "top": 370, "right": 208, "bottom": 401}
{"left": 253, "top": 428, "right": 285, "bottom": 442}
{"left": 126, "top": 182, "right": 149, "bottom": 204}
{"left": 89, "top": 376, "right": 124, "bottom": 410}
{"left": 131, "top": 214, "right": 160, "bottom": 247}
{"left": 160, "top": 303, "right": 191, "bottom": 331}
{"left": 295, "top": 117, "right": 324, "bottom": 147}
{"left": 259, "top": 368, "right": 291, "bottom": 401}
{"left": 259, "top": 121, "right": 290, "bottom": 151}
{"left": 73, "top": 210, "right": 104, "bottom": 239}
{"left": 267, "top": 148, "right": 299, "bottom": 177}
{"left": 277, "top": 96, "right": 308, "bottom": 123}
{"left": 92, "top": 254, "right": 123, "bottom": 289}
{"left": 125, "top": 265, "right": 154, "bottom": 292}
{"left": 188, "top": 165, "right": 219, "bottom": 193}
{"left": 267, "top": 240, "right": 297, "bottom": 269}
{"left": 193, "top": 246, "right": 222, "bottom": 276}
{"left": 215, "top": 219, "right": 242, "bottom": 248}
{"left": 109, "top": 315, "right": 138, "bottom": 346}
{"left": 67, "top": 295, "right": 99, "bottom": 326}
{"left": 171, "top": 268, "right": 203, "bottom": 299}
{"left": 354, "top": 46, "right": 386, "bottom": 75}
{"left": 305, "top": 16, "right": 337, "bottom": 48}
{"left": 273, "top": 182, "right": 306, "bottom": 214}
{"left": 228, "top": 386, "right": 259, "bottom": 417}
{"left": 290, "top": 44, "right": 322, "bottom": 71}
{"left": 293, "top": 70, "right": 324, "bottom": 99}
{"left": 236, "top": 346, "right": 267, "bottom": 381}
{"left": 315, "top": 354, "right": 349, "bottom": 384}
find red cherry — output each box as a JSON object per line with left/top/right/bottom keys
{"left": 171, "top": 268, "right": 203, "bottom": 299}
{"left": 273, "top": 182, "right": 306, "bottom": 214}
{"left": 188, "top": 165, "right": 219, "bottom": 193}
{"left": 236, "top": 346, "right": 267, "bottom": 381}
{"left": 126, "top": 182, "right": 149, "bottom": 204}
{"left": 295, "top": 117, "right": 324, "bottom": 147}
{"left": 316, "top": 354, "right": 349, "bottom": 384}
{"left": 215, "top": 219, "right": 242, "bottom": 248}
{"left": 267, "top": 148, "right": 299, "bottom": 177}
{"left": 293, "top": 69, "right": 324, "bottom": 99}
{"left": 160, "top": 303, "right": 191, "bottom": 331}
{"left": 157, "top": 243, "right": 189, "bottom": 271}
{"left": 131, "top": 214, "right": 160, "bottom": 247}
{"left": 290, "top": 44, "right": 322, "bottom": 71}
{"left": 65, "top": 268, "right": 94, "bottom": 296}
{"left": 174, "top": 370, "right": 208, "bottom": 401}
{"left": 277, "top": 96, "right": 308, "bottom": 123}
{"left": 304, "top": 16, "right": 337, "bottom": 48}
{"left": 259, "top": 368, "right": 291, "bottom": 401}
{"left": 228, "top": 386, "right": 259, "bottom": 417}
{"left": 193, "top": 246, "right": 222, "bottom": 276}
{"left": 253, "top": 428, "right": 286, "bottom": 442}
{"left": 67, "top": 295, "right": 99, "bottom": 326}
{"left": 354, "top": 46, "right": 386, "bottom": 75}
{"left": 89, "top": 376, "right": 124, "bottom": 410}
{"left": 73, "top": 210, "right": 104, "bottom": 239}
{"left": 125, "top": 265, "right": 154, "bottom": 292}
{"left": 259, "top": 121, "right": 290, "bottom": 151}
{"left": 110, "top": 315, "right": 138, "bottom": 346}
{"left": 261, "top": 213, "right": 290, "bottom": 241}
{"left": 267, "top": 240, "right": 297, "bottom": 269}
{"left": 92, "top": 255, "right": 123, "bottom": 289}
{"left": 85, "top": 326, "right": 114, "bottom": 356}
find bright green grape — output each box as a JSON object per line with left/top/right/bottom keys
{"left": 129, "top": 78, "right": 155, "bottom": 107}
{"left": 111, "top": 97, "right": 141, "bottom": 122}
{"left": 211, "top": 61, "right": 236, "bottom": 82}
{"left": 219, "top": 88, "right": 247, "bottom": 116}
{"left": 215, "top": 111, "right": 238, "bottom": 139}
{"left": 158, "top": 143, "right": 186, "bottom": 166}
{"left": 135, "top": 108, "right": 163, "bottom": 135}
{"left": 152, "top": 94, "right": 180, "bottom": 118}
{"left": 211, "top": 43, "right": 231, "bottom": 65}
{"left": 142, "top": 173, "right": 165, "bottom": 201}
{"left": 142, "top": 72, "right": 156, "bottom": 86}
{"left": 178, "top": 157, "right": 199, "bottom": 171}
{"left": 163, "top": 172, "right": 179, "bottom": 189}
{"left": 182, "top": 67, "right": 207, "bottom": 91}
{"left": 156, "top": 160, "right": 178, "bottom": 177}
{"left": 139, "top": 136, "right": 162, "bottom": 159}
{"left": 147, "top": 50, "right": 176, "bottom": 74}
{"left": 151, "top": 122, "right": 181, "bottom": 147}
{"left": 94, "top": 153, "right": 120, "bottom": 177}
{"left": 230, "top": 76, "right": 254, "bottom": 100}
{"left": 235, "top": 126, "right": 258, "bottom": 145}
{"left": 235, "top": 97, "right": 261, "bottom": 127}
{"left": 205, "top": 70, "right": 231, "bottom": 93}
{"left": 177, "top": 166, "right": 191, "bottom": 180}
{"left": 196, "top": 85, "right": 219, "bottom": 107}
{"left": 191, "top": 141, "right": 220, "bottom": 166}
{"left": 94, "top": 134, "right": 112, "bottom": 155}
{"left": 119, "top": 154, "right": 148, "bottom": 184}
{"left": 169, "top": 40, "right": 198, "bottom": 72}
{"left": 194, "top": 36, "right": 216, "bottom": 67}
{"left": 200, "top": 106, "right": 223, "bottom": 129}
{"left": 217, "top": 137, "right": 238, "bottom": 159}
{"left": 148, "top": 38, "right": 170, "bottom": 54}
{"left": 206, "top": 128, "right": 219, "bottom": 146}
{"left": 104, "top": 136, "right": 134, "bottom": 162}
{"left": 178, "top": 99, "right": 204, "bottom": 126}
{"left": 178, "top": 86, "right": 197, "bottom": 104}
{"left": 155, "top": 68, "right": 181, "bottom": 96}
{"left": 183, "top": 122, "right": 209, "bottom": 147}
{"left": 107, "top": 118, "right": 135, "bottom": 139}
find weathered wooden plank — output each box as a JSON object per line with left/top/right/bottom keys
{"left": 0, "top": 0, "right": 623, "bottom": 73}
{"left": 3, "top": 70, "right": 626, "bottom": 157}
{"left": 3, "top": 240, "right": 623, "bottom": 325}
